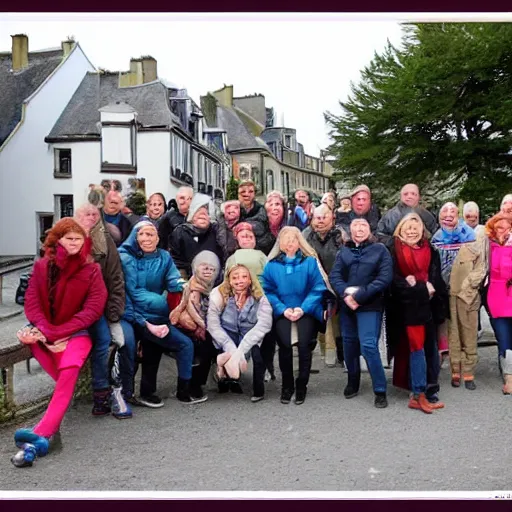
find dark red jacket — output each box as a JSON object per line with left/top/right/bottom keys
{"left": 24, "top": 242, "right": 107, "bottom": 342}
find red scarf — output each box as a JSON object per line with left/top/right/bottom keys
{"left": 394, "top": 238, "right": 431, "bottom": 351}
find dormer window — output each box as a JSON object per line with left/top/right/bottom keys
{"left": 284, "top": 134, "right": 292, "bottom": 148}
{"left": 99, "top": 102, "right": 137, "bottom": 173}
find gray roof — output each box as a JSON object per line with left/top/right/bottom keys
{"left": 216, "top": 106, "right": 269, "bottom": 152}
{"left": 47, "top": 72, "right": 181, "bottom": 140}
{"left": 0, "top": 49, "right": 63, "bottom": 146}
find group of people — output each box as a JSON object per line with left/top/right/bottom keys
{"left": 9, "top": 179, "right": 512, "bottom": 468}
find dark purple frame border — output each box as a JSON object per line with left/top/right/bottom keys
{"left": 2, "top": 3, "right": 510, "bottom": 510}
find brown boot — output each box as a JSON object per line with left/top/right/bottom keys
{"left": 426, "top": 398, "right": 445, "bottom": 409}
{"left": 408, "top": 393, "right": 433, "bottom": 414}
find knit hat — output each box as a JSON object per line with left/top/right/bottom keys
{"left": 187, "top": 194, "right": 211, "bottom": 222}
{"left": 349, "top": 184, "right": 371, "bottom": 198}
{"left": 232, "top": 222, "right": 254, "bottom": 239}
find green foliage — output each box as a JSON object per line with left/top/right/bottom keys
{"left": 326, "top": 23, "right": 512, "bottom": 215}
{"left": 226, "top": 175, "right": 240, "bottom": 200}
{"left": 126, "top": 190, "right": 147, "bottom": 216}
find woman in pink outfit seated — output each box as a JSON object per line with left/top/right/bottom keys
{"left": 11, "top": 218, "right": 107, "bottom": 468}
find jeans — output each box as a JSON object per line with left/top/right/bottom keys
{"left": 409, "top": 349, "right": 427, "bottom": 394}
{"left": 490, "top": 317, "right": 512, "bottom": 357}
{"left": 135, "top": 324, "right": 194, "bottom": 397}
{"left": 340, "top": 309, "right": 387, "bottom": 394}
{"left": 275, "top": 315, "right": 319, "bottom": 392}
{"left": 89, "top": 316, "right": 136, "bottom": 395}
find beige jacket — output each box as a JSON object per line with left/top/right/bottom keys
{"left": 449, "top": 239, "right": 487, "bottom": 309}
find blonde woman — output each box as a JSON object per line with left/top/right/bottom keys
{"left": 207, "top": 264, "right": 273, "bottom": 400}
{"left": 261, "top": 226, "right": 332, "bottom": 405}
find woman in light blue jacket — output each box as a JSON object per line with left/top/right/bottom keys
{"left": 261, "top": 226, "right": 332, "bottom": 406}
{"left": 119, "top": 221, "right": 206, "bottom": 407}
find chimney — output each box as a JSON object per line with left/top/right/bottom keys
{"left": 140, "top": 56, "right": 157, "bottom": 83}
{"left": 61, "top": 39, "right": 74, "bottom": 57}
{"left": 11, "top": 34, "right": 28, "bottom": 71}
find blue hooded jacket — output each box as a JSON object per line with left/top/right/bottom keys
{"left": 118, "top": 222, "right": 184, "bottom": 327}
{"left": 261, "top": 250, "right": 327, "bottom": 322}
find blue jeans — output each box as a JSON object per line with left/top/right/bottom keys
{"left": 137, "top": 324, "right": 194, "bottom": 386}
{"left": 490, "top": 317, "right": 512, "bottom": 357}
{"left": 89, "top": 316, "right": 136, "bottom": 395}
{"left": 410, "top": 349, "right": 427, "bottom": 394}
{"left": 340, "top": 309, "right": 387, "bottom": 394}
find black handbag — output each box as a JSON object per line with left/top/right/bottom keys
{"left": 15, "top": 272, "right": 31, "bottom": 306}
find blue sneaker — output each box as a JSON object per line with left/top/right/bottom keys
{"left": 11, "top": 443, "right": 37, "bottom": 468}
{"left": 111, "top": 387, "right": 132, "bottom": 419}
{"left": 14, "top": 429, "right": 49, "bottom": 457}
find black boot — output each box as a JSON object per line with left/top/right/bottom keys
{"left": 91, "top": 388, "right": 111, "bottom": 416}
{"left": 176, "top": 378, "right": 208, "bottom": 404}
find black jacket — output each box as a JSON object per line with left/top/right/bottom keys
{"left": 240, "top": 201, "right": 274, "bottom": 255}
{"left": 335, "top": 203, "right": 381, "bottom": 239}
{"left": 387, "top": 240, "right": 448, "bottom": 327}
{"left": 329, "top": 239, "right": 393, "bottom": 312}
{"left": 158, "top": 209, "right": 187, "bottom": 250}
{"left": 169, "top": 222, "right": 224, "bottom": 278}
{"left": 303, "top": 227, "right": 343, "bottom": 274}
{"left": 100, "top": 210, "right": 136, "bottom": 247}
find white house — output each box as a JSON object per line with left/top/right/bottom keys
{"left": 0, "top": 34, "right": 96, "bottom": 256}
{"left": 45, "top": 58, "right": 229, "bottom": 245}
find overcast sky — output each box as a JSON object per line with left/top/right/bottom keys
{"left": 0, "top": 14, "right": 405, "bottom": 156}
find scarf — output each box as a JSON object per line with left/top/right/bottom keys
{"left": 394, "top": 238, "right": 431, "bottom": 351}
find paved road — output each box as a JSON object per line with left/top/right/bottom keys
{"left": 0, "top": 340, "right": 510, "bottom": 492}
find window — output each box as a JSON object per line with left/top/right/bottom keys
{"left": 101, "top": 125, "right": 136, "bottom": 172}
{"left": 284, "top": 134, "right": 291, "bottom": 148}
{"left": 54, "top": 149, "right": 71, "bottom": 177}
{"left": 266, "top": 170, "right": 274, "bottom": 193}
{"left": 55, "top": 195, "right": 74, "bottom": 220}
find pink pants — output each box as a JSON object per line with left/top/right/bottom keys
{"left": 31, "top": 336, "right": 92, "bottom": 438}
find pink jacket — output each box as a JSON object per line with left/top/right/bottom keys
{"left": 488, "top": 241, "right": 512, "bottom": 318}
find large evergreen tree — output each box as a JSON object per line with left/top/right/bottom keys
{"left": 326, "top": 23, "right": 512, "bottom": 216}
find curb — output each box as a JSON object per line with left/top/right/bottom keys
{"left": 0, "top": 310, "right": 23, "bottom": 323}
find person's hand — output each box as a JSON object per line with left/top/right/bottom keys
{"left": 406, "top": 275, "right": 417, "bottom": 287}
{"left": 146, "top": 322, "right": 169, "bottom": 338}
{"left": 169, "top": 310, "right": 179, "bottom": 325}
{"left": 291, "top": 307, "right": 304, "bottom": 321}
{"left": 426, "top": 281, "right": 436, "bottom": 297}
{"left": 194, "top": 326, "right": 206, "bottom": 341}
{"left": 283, "top": 308, "right": 295, "bottom": 321}
{"left": 17, "top": 326, "right": 42, "bottom": 345}
{"left": 344, "top": 295, "right": 360, "bottom": 311}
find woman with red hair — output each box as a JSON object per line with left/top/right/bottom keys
{"left": 484, "top": 213, "right": 512, "bottom": 394}
{"left": 11, "top": 218, "right": 107, "bottom": 467}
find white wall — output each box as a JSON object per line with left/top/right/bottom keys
{"left": 0, "top": 45, "right": 95, "bottom": 256}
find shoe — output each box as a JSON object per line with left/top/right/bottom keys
{"left": 11, "top": 443, "right": 37, "bottom": 468}
{"left": 325, "top": 349, "right": 337, "bottom": 368}
{"left": 408, "top": 393, "right": 433, "bottom": 414}
{"left": 464, "top": 379, "right": 476, "bottom": 391}
{"left": 280, "top": 389, "right": 294, "bottom": 404}
{"left": 295, "top": 388, "right": 307, "bottom": 405}
{"left": 125, "top": 395, "right": 145, "bottom": 407}
{"left": 451, "top": 374, "right": 461, "bottom": 388}
{"left": 138, "top": 394, "right": 164, "bottom": 408}
{"left": 343, "top": 384, "right": 359, "bottom": 399}
{"left": 92, "top": 388, "right": 112, "bottom": 416}
{"left": 192, "top": 357, "right": 201, "bottom": 367}
{"left": 190, "top": 384, "right": 205, "bottom": 400}
{"left": 229, "top": 382, "right": 243, "bottom": 394}
{"left": 251, "top": 395, "right": 264, "bottom": 403}
{"left": 374, "top": 393, "right": 388, "bottom": 408}
{"left": 218, "top": 380, "right": 230, "bottom": 394}
{"left": 264, "top": 370, "right": 271, "bottom": 382}
{"left": 14, "top": 429, "right": 49, "bottom": 457}
{"left": 111, "top": 387, "right": 133, "bottom": 419}
{"left": 176, "top": 377, "right": 208, "bottom": 403}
